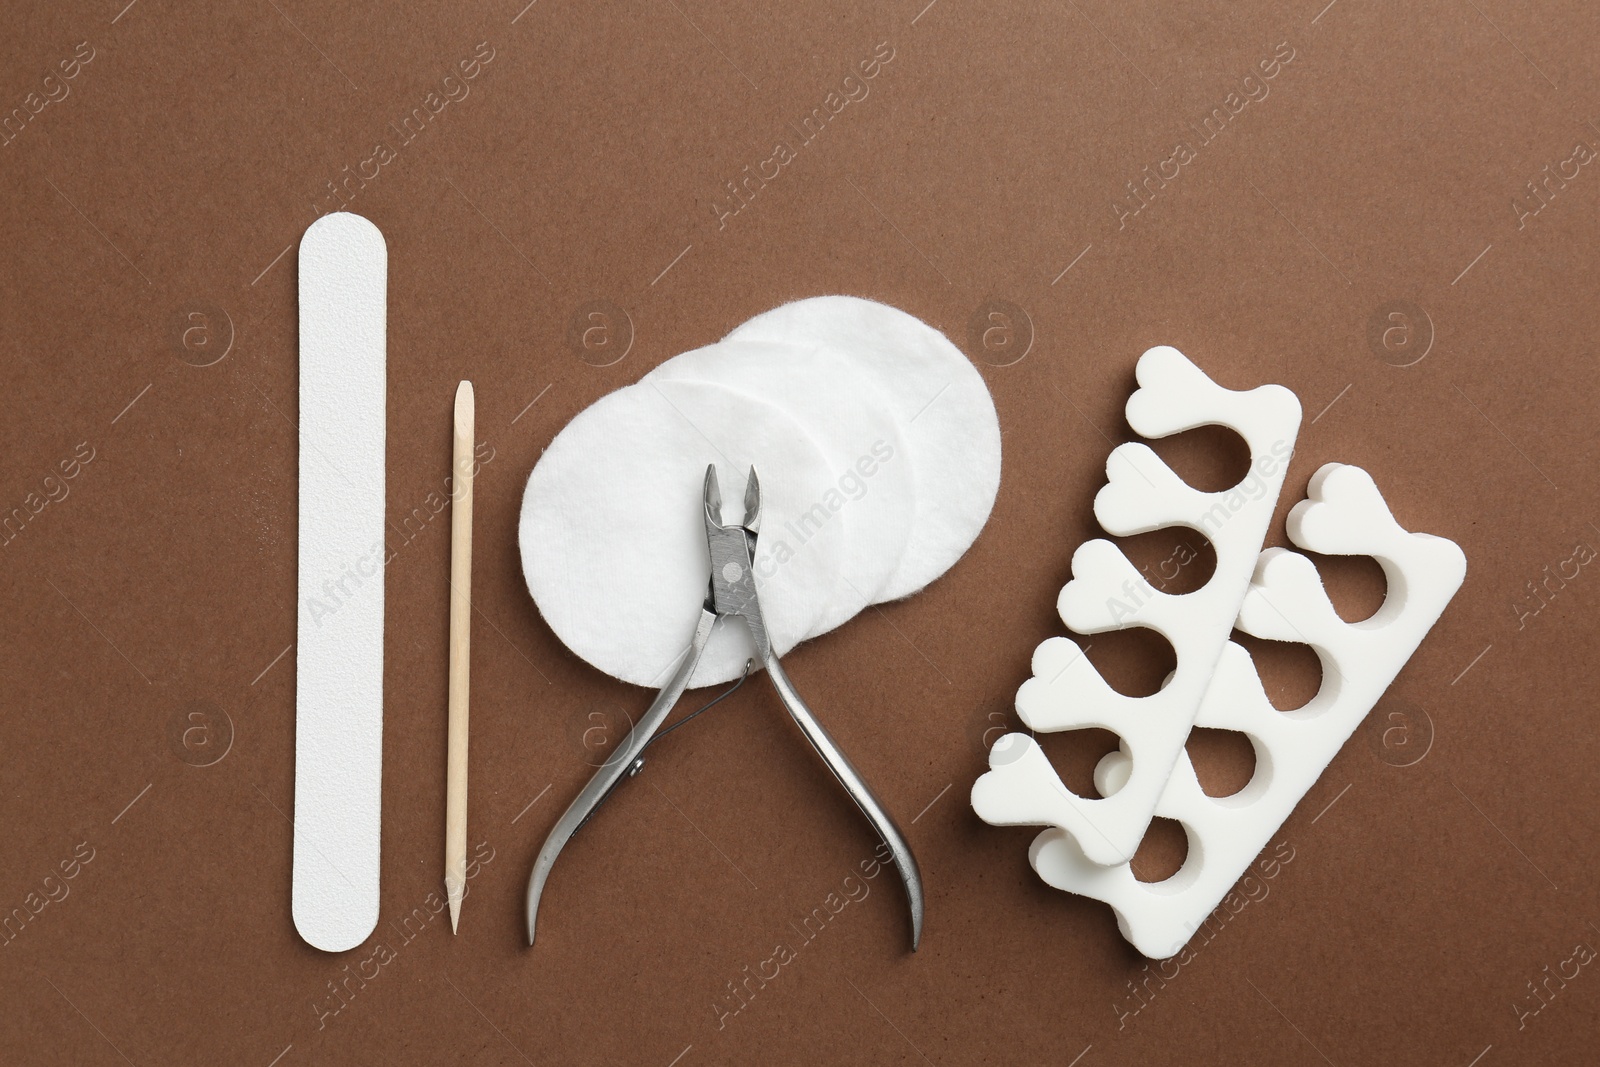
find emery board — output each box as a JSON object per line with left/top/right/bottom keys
{"left": 293, "top": 212, "right": 387, "bottom": 952}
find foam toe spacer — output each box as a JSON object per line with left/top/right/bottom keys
{"left": 971, "top": 348, "right": 1302, "bottom": 866}
{"left": 1030, "top": 464, "right": 1465, "bottom": 958}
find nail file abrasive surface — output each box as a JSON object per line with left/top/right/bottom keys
{"left": 294, "top": 212, "right": 387, "bottom": 953}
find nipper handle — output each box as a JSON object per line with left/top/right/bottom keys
{"left": 763, "top": 653, "right": 925, "bottom": 951}
{"left": 525, "top": 608, "right": 717, "bottom": 945}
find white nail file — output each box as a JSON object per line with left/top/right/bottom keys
{"left": 293, "top": 212, "right": 387, "bottom": 953}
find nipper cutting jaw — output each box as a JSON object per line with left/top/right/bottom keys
{"left": 525, "top": 465, "right": 925, "bottom": 951}
{"left": 701, "top": 465, "right": 771, "bottom": 660}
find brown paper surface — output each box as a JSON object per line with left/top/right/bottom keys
{"left": 3, "top": 1, "right": 1597, "bottom": 1063}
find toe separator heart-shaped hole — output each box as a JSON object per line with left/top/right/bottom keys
{"left": 1143, "top": 423, "right": 1253, "bottom": 493}
{"left": 1186, "top": 727, "right": 1257, "bottom": 797}
{"left": 1304, "top": 549, "right": 1389, "bottom": 623}
{"left": 1084, "top": 627, "right": 1177, "bottom": 698}
{"left": 1034, "top": 727, "right": 1124, "bottom": 799}
{"left": 1117, "top": 528, "right": 1216, "bottom": 596}
{"left": 1233, "top": 631, "right": 1324, "bottom": 711}
{"left": 1131, "top": 817, "right": 1189, "bottom": 883}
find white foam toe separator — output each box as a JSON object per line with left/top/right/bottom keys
{"left": 1030, "top": 463, "right": 1466, "bottom": 958}
{"left": 971, "top": 347, "right": 1302, "bottom": 866}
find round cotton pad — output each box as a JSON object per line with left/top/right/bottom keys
{"left": 727, "top": 296, "right": 1001, "bottom": 599}
{"left": 646, "top": 339, "right": 915, "bottom": 637}
{"left": 519, "top": 378, "right": 845, "bottom": 689}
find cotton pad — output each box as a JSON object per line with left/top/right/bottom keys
{"left": 727, "top": 296, "right": 1001, "bottom": 599}
{"left": 519, "top": 378, "right": 845, "bottom": 689}
{"left": 646, "top": 339, "right": 915, "bottom": 636}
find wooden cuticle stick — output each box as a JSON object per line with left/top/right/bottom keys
{"left": 445, "top": 380, "right": 474, "bottom": 933}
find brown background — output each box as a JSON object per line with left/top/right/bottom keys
{"left": 3, "top": 0, "right": 1598, "bottom": 1064}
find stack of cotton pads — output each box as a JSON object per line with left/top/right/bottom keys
{"left": 519, "top": 296, "right": 1001, "bottom": 689}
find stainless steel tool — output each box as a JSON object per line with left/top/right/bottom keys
{"left": 524, "top": 464, "right": 924, "bottom": 950}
